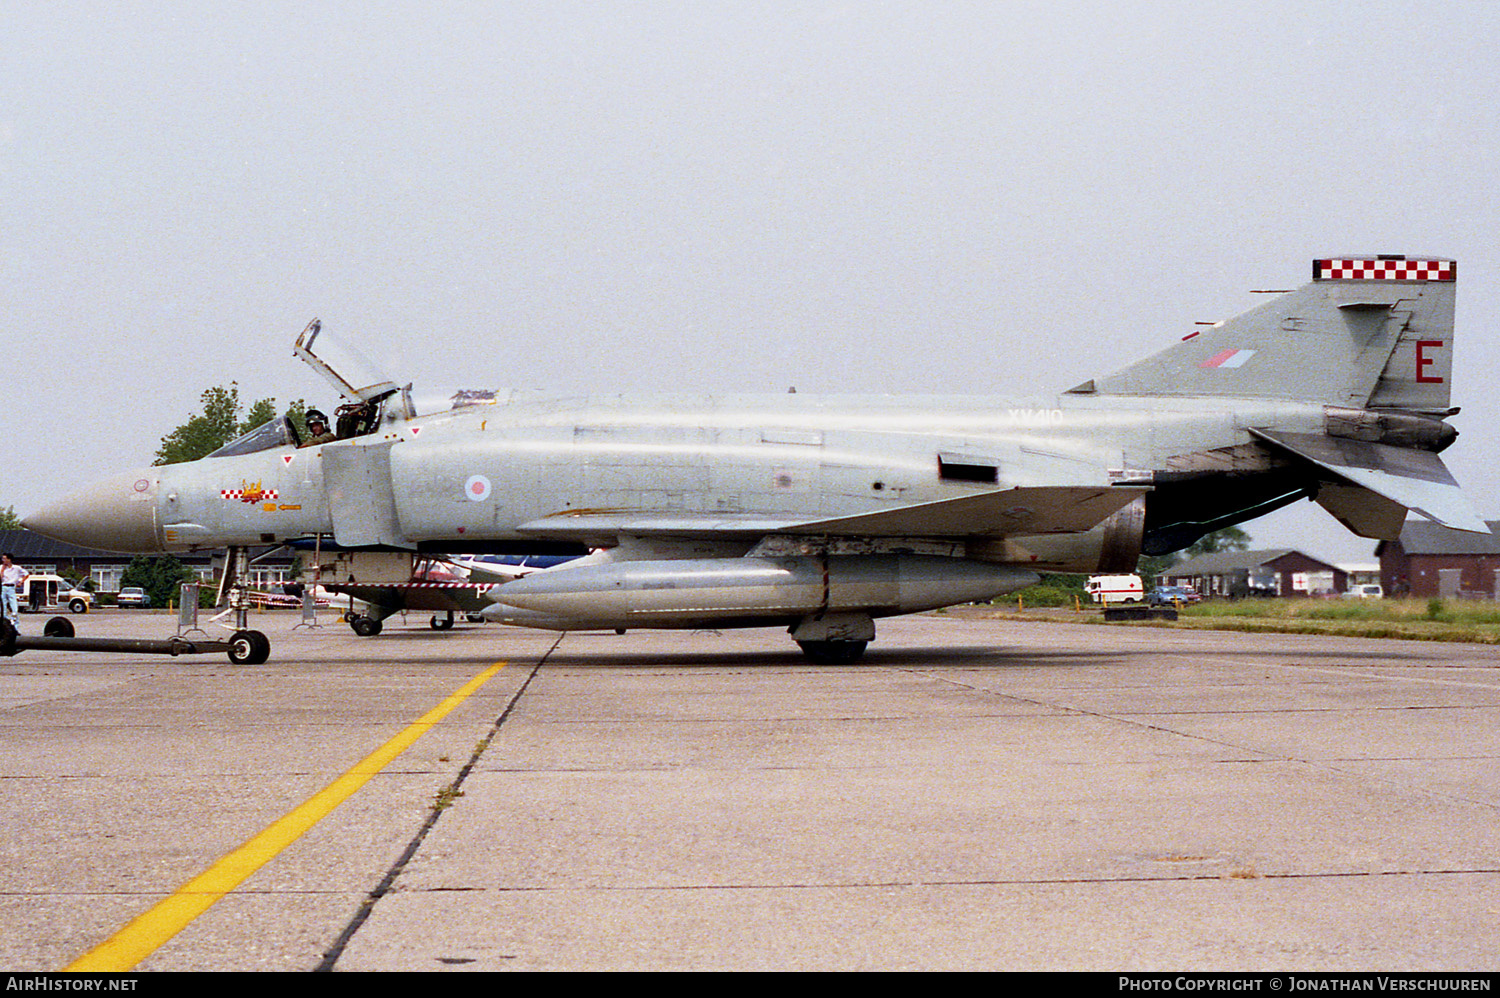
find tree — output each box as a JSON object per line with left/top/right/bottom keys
{"left": 1137, "top": 526, "right": 1252, "bottom": 584}
{"left": 1184, "top": 526, "right": 1252, "bottom": 558}
{"left": 0, "top": 506, "right": 19, "bottom": 530}
{"left": 241, "top": 396, "right": 279, "bottom": 432}
{"left": 284, "top": 398, "right": 309, "bottom": 436}
{"left": 154, "top": 383, "right": 307, "bottom": 465}
{"left": 119, "top": 554, "right": 196, "bottom": 609}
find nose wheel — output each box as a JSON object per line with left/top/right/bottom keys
{"left": 218, "top": 547, "right": 272, "bottom": 664}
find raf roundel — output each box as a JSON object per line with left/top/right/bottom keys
{"left": 464, "top": 475, "right": 492, "bottom": 502}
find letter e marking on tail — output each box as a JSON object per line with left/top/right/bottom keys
{"left": 1415, "top": 340, "right": 1444, "bottom": 383}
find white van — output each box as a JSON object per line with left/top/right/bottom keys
{"left": 1085, "top": 574, "right": 1144, "bottom": 604}
{"left": 18, "top": 574, "right": 93, "bottom": 614}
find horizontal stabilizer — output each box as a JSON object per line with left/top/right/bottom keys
{"left": 518, "top": 486, "right": 1148, "bottom": 542}
{"left": 1251, "top": 429, "right": 1487, "bottom": 535}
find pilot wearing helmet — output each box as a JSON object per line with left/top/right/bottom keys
{"left": 301, "top": 409, "right": 337, "bottom": 447}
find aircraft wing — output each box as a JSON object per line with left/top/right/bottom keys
{"left": 1250, "top": 429, "right": 1488, "bottom": 535}
{"left": 516, "top": 485, "right": 1147, "bottom": 542}
{"left": 783, "top": 485, "right": 1145, "bottom": 537}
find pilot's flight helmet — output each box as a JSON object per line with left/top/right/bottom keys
{"left": 306, "top": 409, "right": 329, "bottom": 426}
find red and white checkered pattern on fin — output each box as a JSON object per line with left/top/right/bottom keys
{"left": 1314, "top": 259, "right": 1454, "bottom": 281}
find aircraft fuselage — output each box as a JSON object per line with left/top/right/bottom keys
{"left": 69, "top": 391, "right": 1325, "bottom": 567}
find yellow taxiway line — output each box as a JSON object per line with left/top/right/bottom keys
{"left": 67, "top": 661, "right": 508, "bottom": 972}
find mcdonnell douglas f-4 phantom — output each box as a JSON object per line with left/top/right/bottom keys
{"left": 24, "top": 255, "right": 1486, "bottom": 663}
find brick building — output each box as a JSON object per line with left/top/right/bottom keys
{"left": 1376, "top": 520, "right": 1500, "bottom": 598}
{"left": 1160, "top": 549, "right": 1346, "bottom": 598}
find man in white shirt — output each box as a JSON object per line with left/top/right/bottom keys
{"left": 1, "top": 554, "right": 27, "bottom": 626}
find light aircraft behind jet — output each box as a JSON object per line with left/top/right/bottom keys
{"left": 310, "top": 550, "right": 580, "bottom": 635}
{"left": 25, "top": 255, "right": 1485, "bottom": 662}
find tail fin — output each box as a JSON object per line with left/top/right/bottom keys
{"left": 1078, "top": 256, "right": 1456, "bottom": 413}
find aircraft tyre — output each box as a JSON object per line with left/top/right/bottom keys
{"left": 228, "top": 629, "right": 271, "bottom": 665}
{"left": 0, "top": 617, "right": 15, "bottom": 657}
{"left": 227, "top": 632, "right": 254, "bottom": 665}
{"left": 69, "top": 598, "right": 88, "bottom": 614}
{"left": 797, "top": 640, "right": 868, "bottom": 665}
{"left": 44, "top": 616, "right": 74, "bottom": 638}
{"left": 351, "top": 616, "right": 383, "bottom": 637}
{"left": 429, "top": 613, "right": 454, "bottom": 630}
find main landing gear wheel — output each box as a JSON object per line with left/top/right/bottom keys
{"left": 350, "top": 615, "right": 383, "bottom": 637}
{"left": 44, "top": 616, "right": 75, "bottom": 638}
{"left": 429, "top": 612, "right": 454, "bottom": 630}
{"left": 228, "top": 629, "right": 270, "bottom": 665}
{"left": 796, "top": 640, "right": 868, "bottom": 665}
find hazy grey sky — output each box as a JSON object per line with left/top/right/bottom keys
{"left": 5, "top": 1, "right": 1499, "bottom": 563}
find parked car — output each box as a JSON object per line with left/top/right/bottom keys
{"left": 1148, "top": 585, "right": 1201, "bottom": 606}
{"left": 1341, "top": 583, "right": 1384, "bottom": 599}
{"left": 116, "top": 587, "right": 152, "bottom": 608}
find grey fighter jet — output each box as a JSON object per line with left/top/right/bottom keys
{"left": 25, "top": 255, "right": 1484, "bottom": 663}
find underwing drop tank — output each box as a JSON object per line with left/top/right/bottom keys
{"left": 481, "top": 554, "right": 1038, "bottom": 632}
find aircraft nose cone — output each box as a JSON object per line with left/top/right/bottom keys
{"left": 22, "top": 469, "right": 162, "bottom": 552}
